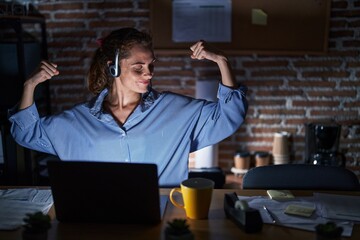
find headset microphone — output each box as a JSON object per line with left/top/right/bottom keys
{"left": 109, "top": 49, "right": 120, "bottom": 77}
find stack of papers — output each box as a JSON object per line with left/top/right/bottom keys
{"left": 315, "top": 193, "right": 360, "bottom": 222}
{"left": 238, "top": 192, "right": 360, "bottom": 237}
{"left": 0, "top": 188, "right": 53, "bottom": 230}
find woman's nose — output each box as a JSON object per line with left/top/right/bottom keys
{"left": 144, "top": 66, "right": 154, "bottom": 77}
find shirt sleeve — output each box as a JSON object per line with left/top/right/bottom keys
{"left": 8, "top": 103, "right": 57, "bottom": 155}
{"left": 190, "top": 83, "right": 248, "bottom": 152}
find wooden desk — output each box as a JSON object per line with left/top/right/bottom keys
{"left": 1, "top": 188, "right": 359, "bottom": 240}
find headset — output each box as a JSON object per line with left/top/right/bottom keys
{"left": 109, "top": 48, "right": 120, "bottom": 77}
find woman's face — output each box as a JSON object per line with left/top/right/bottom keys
{"left": 118, "top": 44, "right": 155, "bottom": 94}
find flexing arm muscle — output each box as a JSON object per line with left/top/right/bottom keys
{"left": 190, "top": 41, "right": 236, "bottom": 88}
{"left": 19, "top": 61, "right": 59, "bottom": 110}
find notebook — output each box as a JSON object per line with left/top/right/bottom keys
{"left": 47, "top": 161, "right": 167, "bottom": 224}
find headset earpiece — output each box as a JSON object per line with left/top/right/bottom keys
{"left": 109, "top": 49, "right": 120, "bottom": 77}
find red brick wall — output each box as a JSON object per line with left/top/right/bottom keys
{"left": 31, "top": 0, "right": 359, "bottom": 171}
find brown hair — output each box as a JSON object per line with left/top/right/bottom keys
{"left": 87, "top": 28, "right": 153, "bottom": 95}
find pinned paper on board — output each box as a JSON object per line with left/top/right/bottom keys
{"left": 252, "top": 8, "right": 267, "bottom": 26}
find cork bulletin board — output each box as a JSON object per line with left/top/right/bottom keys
{"left": 150, "top": 0, "right": 331, "bottom": 55}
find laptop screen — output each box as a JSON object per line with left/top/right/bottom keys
{"left": 47, "top": 161, "right": 166, "bottom": 224}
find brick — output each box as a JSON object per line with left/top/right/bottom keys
{"left": 347, "top": 61, "right": 360, "bottom": 67}
{"left": 156, "top": 70, "right": 194, "bottom": 77}
{"left": 307, "top": 90, "right": 357, "bottom": 97}
{"left": 331, "top": 1, "right": 348, "bottom": 9}
{"left": 46, "top": 21, "right": 86, "bottom": 29}
{"left": 292, "top": 100, "right": 340, "bottom": 107}
{"left": 256, "top": 90, "right": 303, "bottom": 97}
{"left": 242, "top": 79, "right": 284, "bottom": 87}
{"left": 105, "top": 11, "right": 149, "bottom": 18}
{"left": 191, "top": 60, "right": 217, "bottom": 68}
{"left": 244, "top": 146, "right": 273, "bottom": 153}
{"left": 245, "top": 119, "right": 282, "bottom": 125}
{"left": 87, "top": 1, "right": 133, "bottom": 10}
{"left": 236, "top": 136, "right": 273, "bottom": 143}
{"left": 233, "top": 69, "right": 246, "bottom": 76}
{"left": 344, "top": 101, "right": 360, "bottom": 107}
{"left": 89, "top": 20, "right": 136, "bottom": 28}
{"left": 284, "top": 119, "right": 308, "bottom": 125}
{"left": 293, "top": 60, "right": 342, "bottom": 68}
{"left": 251, "top": 127, "right": 296, "bottom": 135}
{"left": 329, "top": 30, "right": 354, "bottom": 38}
{"left": 310, "top": 110, "right": 358, "bottom": 117}
{"left": 54, "top": 12, "right": 99, "bottom": 19}
{"left": 327, "top": 49, "right": 360, "bottom": 57}
{"left": 341, "top": 81, "right": 360, "bottom": 87}
{"left": 242, "top": 60, "right": 289, "bottom": 68}
{"left": 155, "top": 61, "right": 184, "bottom": 68}
{"left": 349, "top": 19, "right": 360, "bottom": 27}
{"left": 289, "top": 81, "right": 336, "bottom": 88}
{"left": 138, "top": 1, "right": 150, "bottom": 9}
{"left": 302, "top": 71, "right": 350, "bottom": 78}
{"left": 52, "top": 31, "right": 96, "bottom": 38}
{"left": 330, "top": 20, "right": 348, "bottom": 28}
{"left": 331, "top": 10, "right": 360, "bottom": 18}
{"left": 259, "top": 109, "right": 305, "bottom": 116}
{"left": 154, "top": 79, "right": 182, "bottom": 86}
{"left": 343, "top": 40, "right": 360, "bottom": 47}
{"left": 250, "top": 100, "right": 286, "bottom": 106}
{"left": 38, "top": 2, "right": 84, "bottom": 11}
{"left": 251, "top": 70, "right": 297, "bottom": 77}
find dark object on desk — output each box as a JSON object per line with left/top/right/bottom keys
{"left": 22, "top": 211, "right": 51, "bottom": 240}
{"left": 315, "top": 221, "right": 343, "bottom": 240}
{"left": 165, "top": 218, "right": 194, "bottom": 240}
{"left": 188, "top": 167, "right": 225, "bottom": 188}
{"left": 242, "top": 164, "right": 360, "bottom": 191}
{"left": 47, "top": 161, "right": 167, "bottom": 224}
{"left": 224, "top": 192, "right": 263, "bottom": 233}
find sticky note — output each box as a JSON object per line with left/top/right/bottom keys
{"left": 252, "top": 9, "right": 268, "bottom": 26}
{"left": 285, "top": 204, "right": 316, "bottom": 217}
{"left": 267, "top": 190, "right": 295, "bottom": 201}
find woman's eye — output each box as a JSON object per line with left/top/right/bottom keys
{"left": 134, "top": 66, "right": 142, "bottom": 72}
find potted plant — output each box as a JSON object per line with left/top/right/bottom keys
{"left": 165, "top": 218, "right": 194, "bottom": 240}
{"left": 315, "top": 221, "right": 343, "bottom": 240}
{"left": 22, "top": 211, "right": 51, "bottom": 240}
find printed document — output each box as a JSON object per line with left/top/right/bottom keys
{"left": 0, "top": 188, "right": 53, "bottom": 230}
{"left": 172, "top": 0, "right": 232, "bottom": 42}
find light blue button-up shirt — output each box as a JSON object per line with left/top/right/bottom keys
{"left": 9, "top": 83, "right": 247, "bottom": 186}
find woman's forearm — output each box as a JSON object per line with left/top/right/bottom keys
{"left": 215, "top": 56, "right": 236, "bottom": 88}
{"left": 19, "top": 81, "right": 37, "bottom": 110}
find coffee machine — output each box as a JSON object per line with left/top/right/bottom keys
{"left": 305, "top": 122, "right": 345, "bottom": 167}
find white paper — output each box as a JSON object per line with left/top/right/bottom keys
{"left": 0, "top": 189, "right": 53, "bottom": 230}
{"left": 314, "top": 193, "right": 360, "bottom": 222}
{"left": 172, "top": 0, "right": 232, "bottom": 42}
{"left": 238, "top": 196, "right": 354, "bottom": 237}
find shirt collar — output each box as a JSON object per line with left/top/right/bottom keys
{"left": 88, "top": 87, "right": 161, "bottom": 118}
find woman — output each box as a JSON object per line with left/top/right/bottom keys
{"left": 9, "top": 28, "right": 248, "bottom": 187}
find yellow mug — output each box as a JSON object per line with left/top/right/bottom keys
{"left": 169, "top": 178, "right": 214, "bottom": 219}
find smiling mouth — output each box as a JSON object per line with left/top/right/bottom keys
{"left": 139, "top": 80, "right": 150, "bottom": 85}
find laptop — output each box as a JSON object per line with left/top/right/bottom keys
{"left": 47, "top": 161, "right": 167, "bottom": 224}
